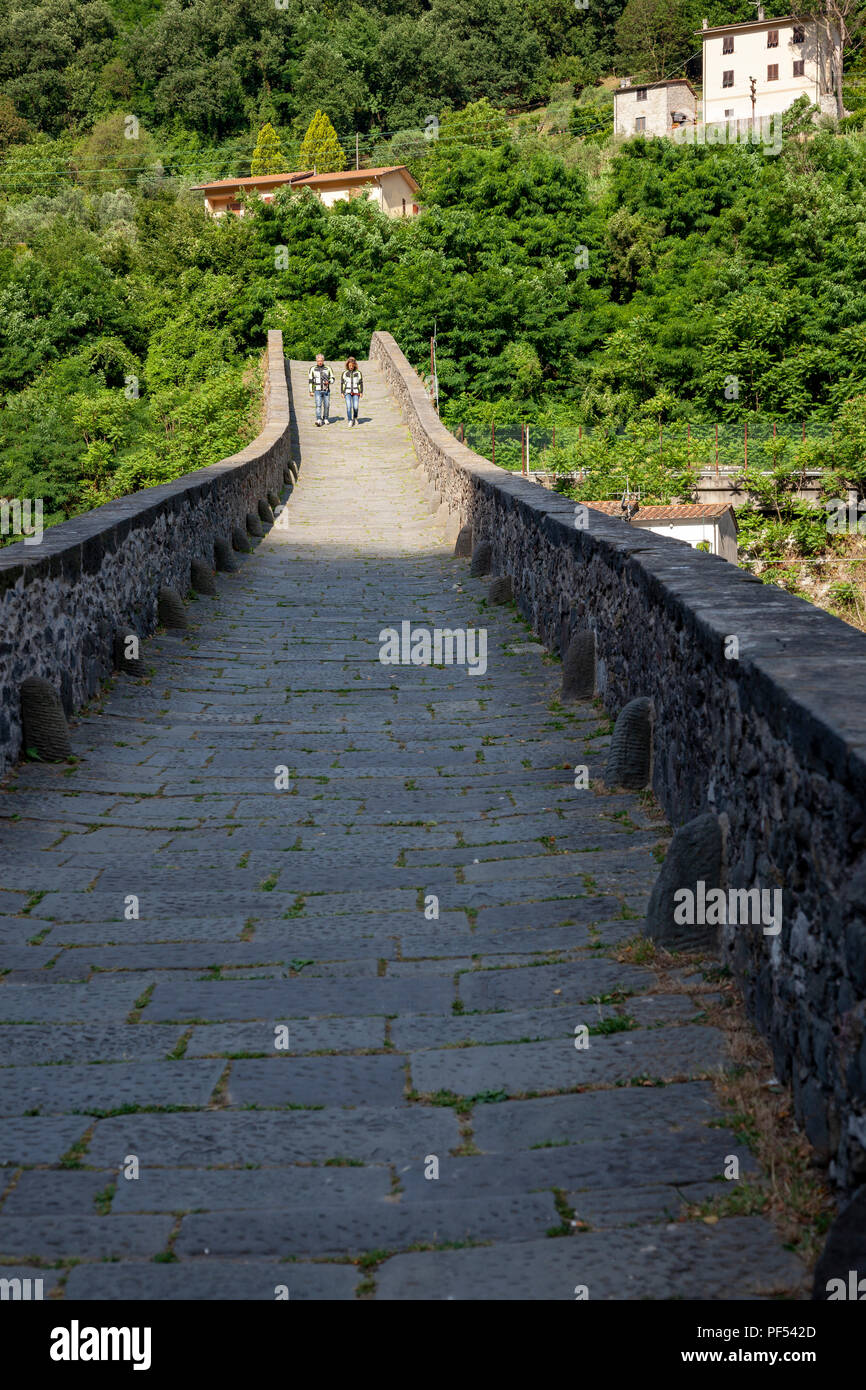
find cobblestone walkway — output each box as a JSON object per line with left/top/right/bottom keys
{"left": 0, "top": 359, "right": 805, "bottom": 1299}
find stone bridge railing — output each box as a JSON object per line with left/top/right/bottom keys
{"left": 371, "top": 329, "right": 866, "bottom": 1199}
{"left": 0, "top": 330, "right": 295, "bottom": 779}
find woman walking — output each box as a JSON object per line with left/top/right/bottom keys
{"left": 341, "top": 357, "right": 363, "bottom": 427}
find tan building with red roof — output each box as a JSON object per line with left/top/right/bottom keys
{"left": 583, "top": 500, "right": 738, "bottom": 563}
{"left": 192, "top": 167, "right": 421, "bottom": 218}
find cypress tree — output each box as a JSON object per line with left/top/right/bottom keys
{"left": 251, "top": 123, "right": 287, "bottom": 176}
{"left": 298, "top": 110, "right": 346, "bottom": 173}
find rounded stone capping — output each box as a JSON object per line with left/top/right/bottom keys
{"left": 190, "top": 558, "right": 217, "bottom": 596}
{"left": 157, "top": 586, "right": 188, "bottom": 631}
{"left": 604, "top": 696, "right": 653, "bottom": 791}
{"left": 231, "top": 527, "right": 251, "bottom": 554}
{"left": 113, "top": 629, "right": 148, "bottom": 677}
{"left": 561, "top": 629, "right": 596, "bottom": 701}
{"left": 20, "top": 676, "right": 72, "bottom": 761}
{"left": 454, "top": 525, "right": 473, "bottom": 558}
{"left": 246, "top": 513, "right": 264, "bottom": 537}
{"left": 258, "top": 499, "right": 274, "bottom": 524}
{"left": 643, "top": 812, "right": 725, "bottom": 950}
{"left": 488, "top": 575, "right": 513, "bottom": 605}
{"left": 214, "top": 538, "right": 238, "bottom": 572}
{"left": 470, "top": 541, "right": 493, "bottom": 577}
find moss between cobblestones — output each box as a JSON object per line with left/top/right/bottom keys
{"left": 93, "top": 1182, "right": 115, "bottom": 1215}
{"left": 59, "top": 1125, "right": 96, "bottom": 1169}
{"left": 547, "top": 1189, "right": 579, "bottom": 1237}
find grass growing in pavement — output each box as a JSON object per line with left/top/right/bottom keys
{"left": 620, "top": 935, "right": 834, "bottom": 1268}
{"left": 93, "top": 1183, "right": 116, "bottom": 1215}
{"left": 167, "top": 1029, "right": 192, "bottom": 1060}
{"left": 588, "top": 1015, "right": 637, "bottom": 1035}
{"left": 547, "top": 1189, "right": 581, "bottom": 1237}
{"left": 126, "top": 983, "right": 155, "bottom": 1022}
{"left": 617, "top": 935, "right": 657, "bottom": 967}
{"left": 59, "top": 1126, "right": 95, "bottom": 1170}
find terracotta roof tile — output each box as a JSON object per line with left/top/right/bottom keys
{"left": 583, "top": 501, "right": 735, "bottom": 520}
{"left": 192, "top": 165, "right": 420, "bottom": 195}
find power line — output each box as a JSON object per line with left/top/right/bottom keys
{"left": 0, "top": 107, "right": 617, "bottom": 188}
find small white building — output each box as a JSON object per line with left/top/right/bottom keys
{"left": 699, "top": 9, "right": 841, "bottom": 125}
{"left": 585, "top": 501, "right": 739, "bottom": 563}
{"left": 192, "top": 166, "right": 421, "bottom": 218}
{"left": 614, "top": 78, "right": 697, "bottom": 137}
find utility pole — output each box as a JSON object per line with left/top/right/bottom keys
{"left": 355, "top": 132, "right": 359, "bottom": 170}
{"left": 750, "top": 76, "right": 756, "bottom": 129}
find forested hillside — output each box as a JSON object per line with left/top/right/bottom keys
{"left": 0, "top": 0, "right": 757, "bottom": 146}
{"left": 1, "top": 0, "right": 866, "bottom": 618}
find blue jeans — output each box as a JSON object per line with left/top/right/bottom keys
{"left": 345, "top": 392, "right": 360, "bottom": 422}
{"left": 314, "top": 388, "right": 330, "bottom": 421}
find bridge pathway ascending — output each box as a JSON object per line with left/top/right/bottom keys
{"left": 0, "top": 359, "right": 804, "bottom": 1299}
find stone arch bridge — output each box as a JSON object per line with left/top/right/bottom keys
{"left": 0, "top": 331, "right": 863, "bottom": 1299}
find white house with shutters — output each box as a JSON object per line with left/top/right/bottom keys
{"left": 699, "top": 9, "right": 842, "bottom": 125}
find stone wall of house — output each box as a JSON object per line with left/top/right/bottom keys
{"left": 615, "top": 85, "right": 670, "bottom": 135}
{"left": 0, "top": 330, "right": 292, "bottom": 778}
{"left": 371, "top": 327, "right": 866, "bottom": 1196}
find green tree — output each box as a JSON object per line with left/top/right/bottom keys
{"left": 436, "top": 97, "right": 511, "bottom": 150}
{"left": 0, "top": 95, "right": 28, "bottom": 149}
{"left": 615, "top": 0, "right": 695, "bottom": 80}
{"left": 75, "top": 111, "right": 156, "bottom": 191}
{"left": 294, "top": 42, "right": 372, "bottom": 134}
{"left": 604, "top": 206, "right": 662, "bottom": 302}
{"left": 251, "top": 122, "right": 287, "bottom": 175}
{"left": 298, "top": 110, "right": 346, "bottom": 173}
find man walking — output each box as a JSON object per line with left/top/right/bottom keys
{"left": 341, "top": 357, "right": 363, "bottom": 427}
{"left": 308, "top": 354, "right": 334, "bottom": 426}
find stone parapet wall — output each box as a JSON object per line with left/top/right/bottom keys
{"left": 0, "top": 330, "right": 292, "bottom": 778}
{"left": 371, "top": 328, "right": 866, "bottom": 1195}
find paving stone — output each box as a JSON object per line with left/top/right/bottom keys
{"left": 175, "top": 1193, "right": 557, "bottom": 1257}
{"left": 44, "top": 920, "right": 288, "bottom": 946}
{"left": 410, "top": 1024, "right": 727, "bottom": 1096}
{"left": 0, "top": 916, "right": 56, "bottom": 945}
{"left": 226, "top": 1056, "right": 406, "bottom": 1107}
{"left": 458, "top": 961, "right": 652, "bottom": 1011}
{"left": 185, "top": 1019, "right": 385, "bottom": 1056}
{"left": 627, "top": 995, "right": 705, "bottom": 1024}
{"left": 412, "top": 1121, "right": 754, "bottom": 1189}
{"left": 49, "top": 944, "right": 355, "bottom": 973}
{"left": 2, "top": 1170, "right": 113, "bottom": 1215}
{"left": 374, "top": 1218, "right": 805, "bottom": 1299}
{"left": 144, "top": 977, "right": 454, "bottom": 1021}
{"left": 0, "top": 980, "right": 153, "bottom": 1023}
{"left": 0, "top": 1267, "right": 62, "bottom": 1298}
{"left": 0, "top": 1117, "right": 92, "bottom": 1167}
{"left": 86, "top": 1108, "right": 459, "bottom": 1167}
{"left": 110, "top": 1165, "right": 391, "bottom": 1212}
{"left": 64, "top": 1260, "right": 359, "bottom": 1300}
{"left": 567, "top": 1181, "right": 723, "bottom": 1228}
{"left": 0, "top": 1216, "right": 174, "bottom": 1258}
{"left": 471, "top": 1082, "right": 719, "bottom": 1152}
{"left": 0, "top": 1061, "right": 224, "bottom": 1117}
